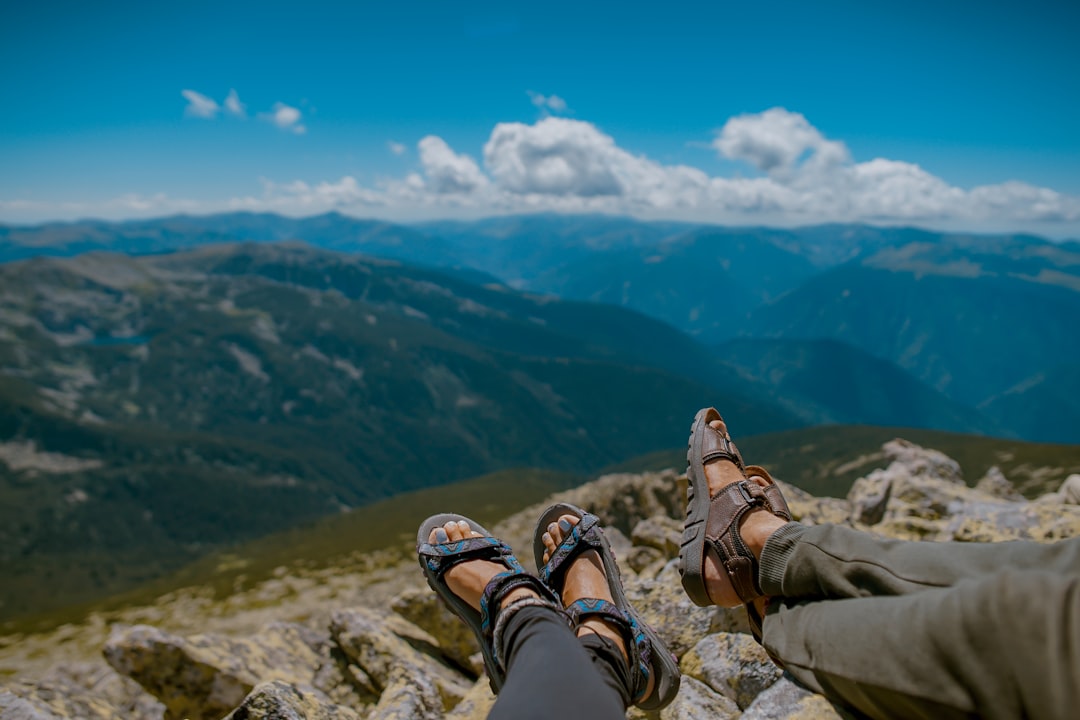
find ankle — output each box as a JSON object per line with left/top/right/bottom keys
{"left": 499, "top": 586, "right": 540, "bottom": 611}
{"left": 741, "top": 511, "right": 787, "bottom": 560}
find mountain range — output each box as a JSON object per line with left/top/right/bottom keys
{"left": 2, "top": 212, "right": 1078, "bottom": 620}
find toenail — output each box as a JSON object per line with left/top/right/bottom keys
{"left": 435, "top": 528, "right": 448, "bottom": 543}
{"left": 542, "top": 532, "right": 552, "bottom": 546}
{"left": 548, "top": 522, "right": 558, "bottom": 535}
{"left": 558, "top": 518, "right": 571, "bottom": 532}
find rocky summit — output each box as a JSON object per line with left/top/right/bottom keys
{"left": 2, "top": 439, "right": 1079, "bottom": 719}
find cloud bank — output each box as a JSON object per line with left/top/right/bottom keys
{"left": 6, "top": 107, "right": 1080, "bottom": 234}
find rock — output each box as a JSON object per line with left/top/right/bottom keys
{"left": 944, "top": 500, "right": 1080, "bottom": 543}
{"left": 882, "top": 439, "right": 964, "bottom": 484}
{"left": 846, "top": 469, "right": 892, "bottom": 525}
{"left": 443, "top": 679, "right": 496, "bottom": 720}
{"left": 631, "top": 516, "right": 682, "bottom": 558}
{"left": 625, "top": 545, "right": 665, "bottom": 575}
{"left": 103, "top": 622, "right": 343, "bottom": 720}
{"left": 974, "top": 466, "right": 1024, "bottom": 502}
{"left": 1064, "top": 475, "right": 1080, "bottom": 504}
{"left": 225, "top": 681, "right": 359, "bottom": 720}
{"left": 681, "top": 632, "right": 783, "bottom": 709}
{"left": 391, "top": 589, "right": 481, "bottom": 673}
{"left": 330, "top": 607, "right": 470, "bottom": 714}
{"left": 742, "top": 675, "right": 846, "bottom": 719}
{"left": 626, "top": 676, "right": 739, "bottom": 720}
{"left": 625, "top": 561, "right": 749, "bottom": 659}
{"left": 0, "top": 688, "right": 115, "bottom": 720}
{"left": 1040, "top": 474, "right": 1080, "bottom": 505}
{"left": 775, "top": 481, "right": 850, "bottom": 526}
{"left": 0, "top": 663, "right": 163, "bottom": 720}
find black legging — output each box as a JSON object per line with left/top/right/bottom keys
{"left": 489, "top": 606, "right": 631, "bottom": 719}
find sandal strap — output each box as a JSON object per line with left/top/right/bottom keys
{"left": 704, "top": 480, "right": 769, "bottom": 602}
{"left": 538, "top": 513, "right": 602, "bottom": 589}
{"left": 745, "top": 465, "right": 793, "bottom": 521}
{"left": 700, "top": 418, "right": 745, "bottom": 470}
{"left": 567, "top": 598, "right": 652, "bottom": 703}
{"left": 418, "top": 536, "right": 514, "bottom": 579}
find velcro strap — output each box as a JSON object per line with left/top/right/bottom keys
{"left": 418, "top": 536, "right": 508, "bottom": 578}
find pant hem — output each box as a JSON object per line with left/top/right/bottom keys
{"left": 759, "top": 522, "right": 806, "bottom": 595}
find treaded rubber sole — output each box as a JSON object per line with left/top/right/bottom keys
{"left": 679, "top": 408, "right": 719, "bottom": 607}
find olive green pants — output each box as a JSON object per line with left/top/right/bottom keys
{"left": 758, "top": 523, "right": 1080, "bottom": 720}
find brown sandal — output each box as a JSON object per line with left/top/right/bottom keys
{"left": 678, "top": 408, "right": 792, "bottom": 609}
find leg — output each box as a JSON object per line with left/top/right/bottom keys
{"left": 422, "top": 519, "right": 626, "bottom": 720}
{"left": 760, "top": 522, "right": 1080, "bottom": 600}
{"left": 490, "top": 606, "right": 626, "bottom": 720}
{"left": 763, "top": 568, "right": 1080, "bottom": 720}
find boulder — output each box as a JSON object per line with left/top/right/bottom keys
{"left": 774, "top": 481, "right": 850, "bottom": 526}
{"left": 224, "top": 681, "right": 359, "bottom": 720}
{"left": 329, "top": 607, "right": 470, "bottom": 714}
{"left": 630, "top": 516, "right": 682, "bottom": 558}
{"left": 0, "top": 663, "right": 162, "bottom": 720}
{"left": 626, "top": 676, "right": 739, "bottom": 720}
{"left": 681, "top": 632, "right": 783, "bottom": 709}
{"left": 974, "top": 466, "right": 1024, "bottom": 502}
{"left": 741, "top": 675, "right": 846, "bottom": 720}
{"left": 390, "top": 589, "right": 481, "bottom": 673}
{"left": 103, "top": 622, "right": 351, "bottom": 720}
{"left": 443, "top": 679, "right": 496, "bottom": 720}
{"left": 0, "top": 688, "right": 116, "bottom": 720}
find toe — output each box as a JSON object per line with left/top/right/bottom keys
{"left": 708, "top": 418, "right": 728, "bottom": 436}
{"left": 429, "top": 526, "right": 449, "bottom": 544}
{"left": 445, "top": 520, "right": 464, "bottom": 541}
{"left": 542, "top": 514, "right": 581, "bottom": 562}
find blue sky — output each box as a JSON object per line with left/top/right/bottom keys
{"left": 2, "top": 0, "right": 1078, "bottom": 235}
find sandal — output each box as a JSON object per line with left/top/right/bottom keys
{"left": 679, "top": 408, "right": 792, "bottom": 611}
{"left": 533, "top": 502, "right": 681, "bottom": 711}
{"left": 417, "top": 513, "right": 563, "bottom": 693}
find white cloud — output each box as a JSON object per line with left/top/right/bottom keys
{"left": 224, "top": 89, "right": 246, "bottom": 117}
{"left": 263, "top": 102, "right": 307, "bottom": 134}
{"left": 527, "top": 91, "right": 569, "bottom": 114}
{"left": 714, "top": 107, "right": 849, "bottom": 180}
{"left": 388, "top": 141, "right": 407, "bottom": 156}
{"left": 7, "top": 107, "right": 1080, "bottom": 234}
{"left": 418, "top": 136, "right": 489, "bottom": 194}
{"left": 484, "top": 117, "right": 627, "bottom": 196}
{"left": 181, "top": 90, "right": 219, "bottom": 119}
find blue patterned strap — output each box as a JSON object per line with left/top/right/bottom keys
{"left": 567, "top": 598, "right": 653, "bottom": 703}
{"left": 482, "top": 571, "right": 564, "bottom": 669}
{"left": 538, "top": 513, "right": 603, "bottom": 588}
{"left": 418, "top": 535, "right": 510, "bottom": 579}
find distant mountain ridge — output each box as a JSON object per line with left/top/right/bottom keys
{"left": 4, "top": 212, "right": 1079, "bottom": 444}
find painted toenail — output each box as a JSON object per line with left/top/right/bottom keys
{"left": 435, "top": 528, "right": 448, "bottom": 542}
{"left": 542, "top": 532, "right": 552, "bottom": 546}
{"left": 558, "top": 518, "right": 571, "bottom": 532}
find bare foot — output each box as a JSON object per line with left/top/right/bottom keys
{"left": 543, "top": 515, "right": 654, "bottom": 699}
{"left": 428, "top": 520, "right": 538, "bottom": 611}
{"left": 701, "top": 418, "right": 787, "bottom": 607}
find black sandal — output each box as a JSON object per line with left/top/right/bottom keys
{"left": 417, "top": 513, "right": 563, "bottom": 693}
{"left": 533, "top": 502, "right": 682, "bottom": 711}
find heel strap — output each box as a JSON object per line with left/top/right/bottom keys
{"left": 567, "top": 598, "right": 652, "bottom": 703}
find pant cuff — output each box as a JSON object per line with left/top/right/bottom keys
{"left": 758, "top": 521, "right": 806, "bottom": 595}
